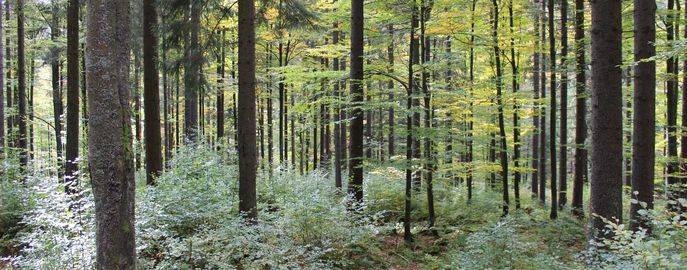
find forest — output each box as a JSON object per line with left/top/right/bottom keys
{"left": 0, "top": 0, "right": 685, "bottom": 269}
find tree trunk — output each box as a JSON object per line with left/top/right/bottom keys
{"left": 348, "top": 0, "right": 365, "bottom": 204}
{"left": 0, "top": 1, "right": 4, "bottom": 154}
{"left": 238, "top": 0, "right": 257, "bottom": 221}
{"left": 531, "top": 0, "right": 541, "bottom": 199}
{"left": 86, "top": 0, "right": 136, "bottom": 266}
{"left": 492, "top": 0, "right": 509, "bottom": 216}
{"left": 5, "top": 0, "right": 10, "bottom": 150}
{"left": 184, "top": 1, "right": 200, "bottom": 141}
{"left": 420, "top": 0, "right": 436, "bottom": 230}
{"left": 558, "top": 0, "right": 568, "bottom": 210}
{"left": 572, "top": 0, "right": 586, "bottom": 217}
{"left": 630, "top": 0, "right": 655, "bottom": 232}
{"left": 143, "top": 0, "right": 162, "bottom": 184}
{"left": 467, "top": 0, "right": 477, "bottom": 202}
{"left": 547, "top": 0, "right": 558, "bottom": 219}
{"left": 65, "top": 0, "right": 80, "bottom": 191}
{"left": 51, "top": 2, "right": 63, "bottom": 177}
{"left": 509, "top": 0, "right": 521, "bottom": 209}
{"left": 589, "top": 0, "right": 623, "bottom": 240}
{"left": 17, "top": 0, "right": 26, "bottom": 170}
{"left": 538, "top": 1, "right": 547, "bottom": 204}
{"left": 388, "top": 25, "right": 395, "bottom": 158}
{"left": 405, "top": 0, "right": 418, "bottom": 242}
{"left": 666, "top": 0, "right": 680, "bottom": 212}
{"left": 333, "top": 22, "right": 343, "bottom": 189}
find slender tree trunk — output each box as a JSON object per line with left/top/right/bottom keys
{"left": 572, "top": 0, "right": 586, "bottom": 217}
{"left": 666, "top": 0, "right": 680, "bottom": 212}
{"left": 65, "top": 0, "right": 80, "bottom": 190}
{"left": 625, "top": 68, "right": 633, "bottom": 187}
{"left": 539, "top": 1, "right": 547, "bottom": 204}
{"left": 630, "top": 0, "right": 655, "bottom": 232}
{"left": 238, "top": 0, "right": 257, "bottom": 221}
{"left": 143, "top": 0, "right": 162, "bottom": 184}
{"left": 17, "top": 0, "right": 26, "bottom": 170}
{"left": 558, "top": 0, "right": 569, "bottom": 210}
{"left": 509, "top": 0, "right": 521, "bottom": 209}
{"left": 5, "top": 0, "right": 11, "bottom": 150}
{"left": 532, "top": 0, "right": 541, "bottom": 199}
{"left": 589, "top": 0, "right": 623, "bottom": 240}
{"left": 467, "top": 0, "right": 477, "bottom": 201}
{"left": 348, "top": 0, "right": 365, "bottom": 204}
{"left": 420, "top": 0, "right": 436, "bottom": 230}
{"left": 134, "top": 57, "right": 142, "bottom": 169}
{"left": 334, "top": 22, "right": 343, "bottom": 188}
{"left": 51, "top": 3, "right": 64, "bottom": 177}
{"left": 184, "top": 1, "right": 200, "bottom": 141}
{"left": 492, "top": 0, "right": 509, "bottom": 216}
{"left": 0, "top": 1, "right": 4, "bottom": 154}
{"left": 548, "top": 0, "right": 558, "bottom": 219}
{"left": 405, "top": 0, "right": 418, "bottom": 242}
{"left": 86, "top": 0, "right": 136, "bottom": 266}
{"left": 217, "top": 31, "right": 226, "bottom": 142}
{"left": 388, "top": 25, "right": 395, "bottom": 158}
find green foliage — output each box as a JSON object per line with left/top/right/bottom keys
{"left": 0, "top": 159, "right": 27, "bottom": 258}
{"left": 583, "top": 200, "right": 687, "bottom": 269}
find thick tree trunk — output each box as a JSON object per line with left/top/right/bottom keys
{"left": 572, "top": 0, "right": 586, "bottom": 216}
{"left": 238, "top": 0, "right": 257, "bottom": 220}
{"left": 143, "top": 0, "right": 162, "bottom": 184}
{"left": 630, "top": 0, "right": 655, "bottom": 232}
{"left": 65, "top": 0, "right": 80, "bottom": 191}
{"left": 86, "top": 0, "right": 136, "bottom": 267}
{"left": 589, "top": 0, "right": 623, "bottom": 240}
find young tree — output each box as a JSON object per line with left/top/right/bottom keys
{"left": 630, "top": 0, "right": 655, "bottom": 232}
{"left": 348, "top": 0, "right": 364, "bottom": 204}
{"left": 143, "top": 0, "right": 163, "bottom": 184}
{"left": 86, "top": 0, "right": 136, "bottom": 267}
{"left": 238, "top": 0, "right": 257, "bottom": 221}
{"left": 589, "top": 0, "right": 622, "bottom": 240}
{"left": 65, "top": 0, "right": 80, "bottom": 190}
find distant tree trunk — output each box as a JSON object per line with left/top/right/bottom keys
{"left": 238, "top": 0, "right": 257, "bottom": 221}
{"left": 666, "top": 0, "right": 680, "bottom": 212}
{"left": 682, "top": 0, "right": 687, "bottom": 204}
{"left": 267, "top": 43, "right": 274, "bottom": 167}
{"left": 547, "top": 0, "right": 558, "bottom": 219}
{"left": 134, "top": 57, "right": 142, "bottom": 169}
{"left": 589, "top": 0, "right": 622, "bottom": 240}
{"left": 411, "top": 2, "right": 422, "bottom": 191}
{"left": 420, "top": 0, "right": 436, "bottom": 230}
{"left": 28, "top": 58, "right": 33, "bottom": 161}
{"left": 630, "top": 0, "right": 655, "bottom": 232}
{"left": 538, "top": 1, "right": 547, "bottom": 205}
{"left": 184, "top": 1, "right": 200, "bottom": 141}
{"left": 0, "top": 0, "right": 4, "bottom": 153}
{"left": 625, "top": 68, "right": 632, "bottom": 187}
{"left": 509, "top": 0, "right": 521, "bottom": 209}
{"left": 492, "top": 0, "right": 509, "bottom": 216}
{"left": 163, "top": 47, "right": 171, "bottom": 163}
{"left": 17, "top": 0, "right": 26, "bottom": 169}
{"left": 572, "top": 0, "right": 586, "bottom": 217}
{"left": 387, "top": 25, "right": 395, "bottom": 158}
{"left": 5, "top": 0, "right": 10, "bottom": 150}
{"left": 558, "top": 0, "right": 569, "bottom": 210}
{"left": 143, "top": 0, "right": 162, "bottom": 184}
{"left": 467, "top": 0, "right": 477, "bottom": 201}
{"left": 86, "top": 0, "right": 136, "bottom": 267}
{"left": 531, "top": 0, "right": 541, "bottom": 199}
{"left": 279, "top": 42, "right": 285, "bottom": 163}
{"left": 65, "top": 0, "right": 80, "bottom": 191}
{"left": 51, "top": 2, "right": 63, "bottom": 177}
{"left": 334, "top": 23, "right": 343, "bottom": 189}
{"left": 405, "top": 0, "right": 418, "bottom": 242}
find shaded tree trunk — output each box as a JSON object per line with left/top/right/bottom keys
{"left": 238, "top": 0, "right": 257, "bottom": 221}
{"left": 17, "top": 0, "right": 26, "bottom": 169}
{"left": 184, "top": 1, "right": 200, "bottom": 141}
{"left": 143, "top": 0, "right": 162, "bottom": 184}
{"left": 387, "top": 25, "right": 395, "bottom": 158}
{"left": 405, "top": 0, "right": 418, "bottom": 242}
{"left": 492, "top": 0, "right": 509, "bottom": 216}
{"left": 348, "top": 0, "right": 365, "bottom": 204}
{"left": 589, "top": 0, "right": 623, "bottom": 240}
{"left": 538, "top": 1, "right": 547, "bottom": 204}
{"left": 548, "top": 0, "right": 558, "bottom": 219}
{"left": 509, "top": 0, "right": 521, "bottom": 209}
{"left": 531, "top": 0, "right": 541, "bottom": 199}
{"left": 51, "top": 2, "right": 63, "bottom": 177}
{"left": 572, "top": 0, "right": 586, "bottom": 217}
{"left": 558, "top": 0, "right": 568, "bottom": 210}
{"left": 666, "top": 0, "right": 680, "bottom": 212}
{"left": 630, "top": 0, "right": 655, "bottom": 232}
{"left": 65, "top": 0, "right": 80, "bottom": 191}
{"left": 0, "top": 1, "right": 4, "bottom": 153}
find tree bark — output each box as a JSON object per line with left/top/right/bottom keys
{"left": 0, "top": 1, "right": 4, "bottom": 153}
{"left": 492, "top": 0, "right": 509, "bottom": 216}
{"left": 509, "top": 0, "right": 521, "bottom": 209}
{"left": 86, "top": 0, "right": 136, "bottom": 267}
{"left": 51, "top": 2, "right": 63, "bottom": 177}
{"left": 238, "top": 0, "right": 257, "bottom": 220}
{"left": 630, "top": 0, "right": 655, "bottom": 232}
{"left": 17, "top": 0, "right": 27, "bottom": 170}
{"left": 558, "top": 0, "right": 568, "bottom": 210}
{"left": 572, "top": 0, "right": 586, "bottom": 217}
{"left": 538, "top": 1, "right": 547, "bottom": 204}
{"left": 405, "top": 0, "right": 418, "bottom": 242}
{"left": 143, "top": 0, "right": 162, "bottom": 184}
{"left": 65, "top": 0, "right": 80, "bottom": 191}
{"left": 589, "top": 0, "right": 623, "bottom": 240}
{"left": 531, "top": 0, "right": 541, "bottom": 199}
{"left": 348, "top": 0, "right": 365, "bottom": 204}
{"left": 547, "top": 0, "right": 558, "bottom": 219}
{"left": 184, "top": 1, "right": 200, "bottom": 141}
